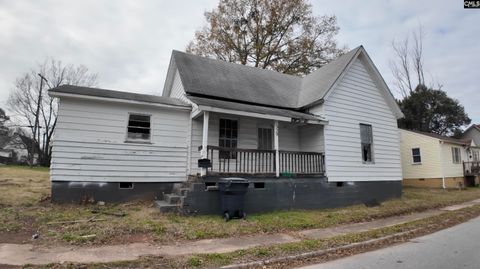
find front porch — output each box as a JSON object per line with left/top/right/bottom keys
{"left": 203, "top": 145, "right": 325, "bottom": 176}
{"left": 464, "top": 161, "right": 480, "bottom": 177}
{"left": 189, "top": 98, "right": 327, "bottom": 178}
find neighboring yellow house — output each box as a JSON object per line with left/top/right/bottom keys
{"left": 400, "top": 129, "right": 480, "bottom": 188}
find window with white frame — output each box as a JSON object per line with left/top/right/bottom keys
{"left": 258, "top": 128, "right": 273, "bottom": 150}
{"left": 412, "top": 148, "right": 421, "bottom": 164}
{"left": 452, "top": 147, "right": 461, "bottom": 164}
{"left": 127, "top": 114, "right": 151, "bottom": 141}
{"left": 360, "top": 123, "right": 373, "bottom": 163}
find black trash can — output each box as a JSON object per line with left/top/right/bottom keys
{"left": 218, "top": 178, "right": 249, "bottom": 221}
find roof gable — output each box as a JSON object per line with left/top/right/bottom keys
{"left": 299, "top": 46, "right": 361, "bottom": 108}
{"left": 316, "top": 47, "right": 403, "bottom": 119}
{"left": 464, "top": 124, "right": 480, "bottom": 134}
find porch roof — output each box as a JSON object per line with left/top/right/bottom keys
{"left": 188, "top": 96, "right": 326, "bottom": 123}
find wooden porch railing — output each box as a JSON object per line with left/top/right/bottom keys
{"left": 464, "top": 161, "right": 480, "bottom": 176}
{"left": 205, "top": 145, "right": 325, "bottom": 176}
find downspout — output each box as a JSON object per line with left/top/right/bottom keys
{"left": 439, "top": 141, "right": 446, "bottom": 189}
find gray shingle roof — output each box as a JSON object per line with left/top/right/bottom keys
{"left": 173, "top": 50, "right": 301, "bottom": 108}
{"left": 49, "top": 85, "right": 190, "bottom": 107}
{"left": 188, "top": 96, "right": 323, "bottom": 122}
{"left": 172, "top": 46, "right": 362, "bottom": 109}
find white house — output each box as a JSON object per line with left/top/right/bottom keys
{"left": 49, "top": 46, "right": 405, "bottom": 213}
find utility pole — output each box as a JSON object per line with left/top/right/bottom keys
{"left": 31, "top": 73, "right": 48, "bottom": 167}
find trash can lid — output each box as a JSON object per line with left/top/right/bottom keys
{"left": 219, "top": 177, "right": 249, "bottom": 183}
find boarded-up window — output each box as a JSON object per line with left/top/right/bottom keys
{"left": 127, "top": 114, "right": 151, "bottom": 141}
{"left": 412, "top": 148, "right": 421, "bottom": 163}
{"left": 360, "top": 123, "right": 373, "bottom": 163}
{"left": 219, "top": 119, "right": 238, "bottom": 159}
{"left": 258, "top": 128, "right": 273, "bottom": 150}
{"left": 452, "top": 147, "right": 461, "bottom": 164}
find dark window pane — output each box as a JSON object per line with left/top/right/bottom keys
{"left": 360, "top": 124, "right": 373, "bottom": 162}
{"left": 362, "top": 143, "right": 372, "bottom": 162}
{"left": 218, "top": 119, "right": 237, "bottom": 159}
{"left": 127, "top": 114, "right": 151, "bottom": 141}
{"left": 413, "top": 155, "right": 421, "bottom": 163}
{"left": 258, "top": 128, "right": 273, "bottom": 150}
{"left": 412, "top": 148, "right": 420, "bottom": 155}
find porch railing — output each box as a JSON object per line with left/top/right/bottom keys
{"left": 205, "top": 145, "right": 325, "bottom": 176}
{"left": 464, "top": 161, "right": 480, "bottom": 176}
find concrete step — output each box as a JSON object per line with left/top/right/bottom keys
{"left": 155, "top": 200, "right": 181, "bottom": 213}
{"left": 165, "top": 194, "right": 182, "bottom": 205}
{"left": 175, "top": 187, "right": 190, "bottom": 196}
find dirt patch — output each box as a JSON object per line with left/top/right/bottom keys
{"left": 0, "top": 231, "right": 34, "bottom": 244}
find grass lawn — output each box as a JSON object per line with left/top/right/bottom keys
{"left": 1, "top": 164, "right": 480, "bottom": 247}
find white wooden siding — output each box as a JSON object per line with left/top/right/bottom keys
{"left": 320, "top": 56, "right": 402, "bottom": 182}
{"left": 51, "top": 98, "right": 190, "bottom": 182}
{"left": 188, "top": 113, "right": 322, "bottom": 175}
{"left": 299, "top": 125, "right": 325, "bottom": 153}
{"left": 170, "top": 69, "right": 192, "bottom": 104}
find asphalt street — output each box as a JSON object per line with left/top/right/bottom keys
{"left": 298, "top": 216, "right": 480, "bottom": 269}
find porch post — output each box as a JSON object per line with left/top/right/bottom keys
{"left": 201, "top": 111, "right": 210, "bottom": 176}
{"left": 274, "top": 120, "right": 280, "bottom": 177}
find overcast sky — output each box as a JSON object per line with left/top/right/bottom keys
{"left": 0, "top": 0, "right": 479, "bottom": 124}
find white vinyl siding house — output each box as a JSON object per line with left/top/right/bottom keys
{"left": 48, "top": 45, "right": 406, "bottom": 206}
{"left": 51, "top": 97, "right": 190, "bottom": 182}
{"left": 316, "top": 56, "right": 402, "bottom": 182}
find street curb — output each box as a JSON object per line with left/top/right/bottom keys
{"left": 220, "top": 229, "right": 419, "bottom": 269}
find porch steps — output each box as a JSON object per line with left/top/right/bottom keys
{"left": 164, "top": 193, "right": 182, "bottom": 204}
{"left": 155, "top": 183, "right": 192, "bottom": 213}
{"left": 154, "top": 200, "right": 181, "bottom": 213}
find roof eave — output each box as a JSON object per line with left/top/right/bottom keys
{"left": 49, "top": 91, "right": 192, "bottom": 110}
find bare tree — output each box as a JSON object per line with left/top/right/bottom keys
{"left": 0, "top": 108, "right": 9, "bottom": 136}
{"left": 187, "top": 0, "right": 345, "bottom": 76}
{"left": 389, "top": 25, "right": 426, "bottom": 98}
{"left": 7, "top": 59, "right": 98, "bottom": 166}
